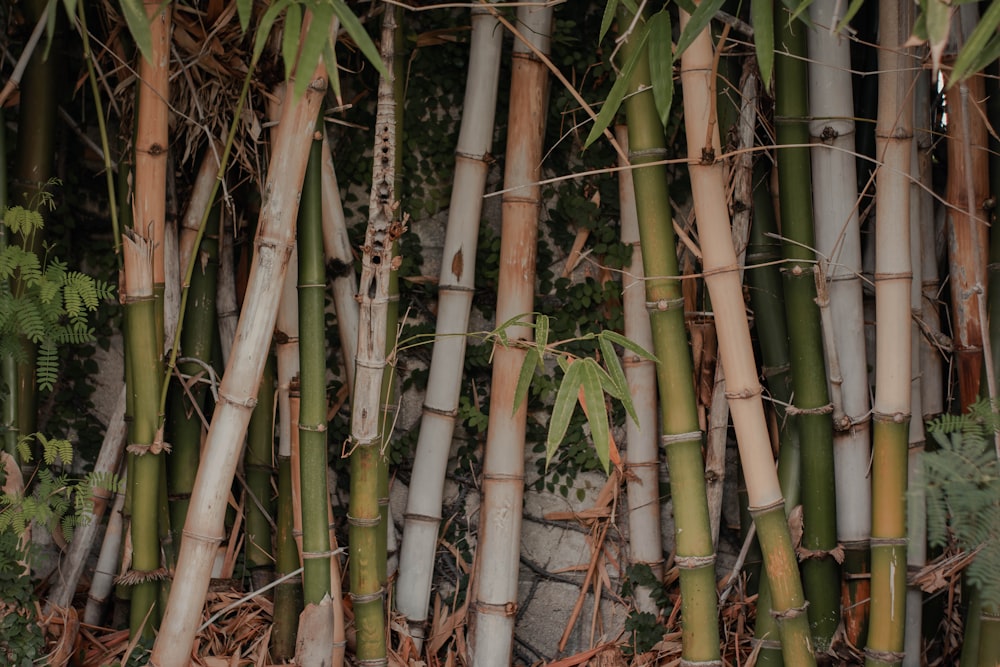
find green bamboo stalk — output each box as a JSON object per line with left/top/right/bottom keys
{"left": 272, "top": 453, "right": 303, "bottom": 661}
{"left": 0, "top": 107, "right": 16, "bottom": 460}
{"left": 245, "top": 356, "right": 276, "bottom": 583}
{"left": 298, "top": 121, "right": 332, "bottom": 605}
{"left": 746, "top": 160, "right": 800, "bottom": 665}
{"left": 865, "top": 2, "right": 914, "bottom": 664}
{"left": 167, "top": 204, "right": 220, "bottom": 545}
{"left": 621, "top": 7, "right": 719, "bottom": 662}
{"left": 773, "top": 7, "right": 840, "bottom": 648}
{"left": 349, "top": 8, "right": 403, "bottom": 663}
{"left": 122, "top": 229, "right": 165, "bottom": 639}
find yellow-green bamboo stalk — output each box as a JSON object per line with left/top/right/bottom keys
{"left": 865, "top": 2, "right": 914, "bottom": 664}
{"left": 467, "top": 6, "right": 550, "bottom": 665}
{"left": 395, "top": 2, "right": 502, "bottom": 648}
{"left": 149, "top": 19, "right": 331, "bottom": 666}
{"left": 349, "top": 8, "right": 404, "bottom": 663}
{"left": 245, "top": 355, "right": 275, "bottom": 584}
{"left": 680, "top": 5, "right": 815, "bottom": 664}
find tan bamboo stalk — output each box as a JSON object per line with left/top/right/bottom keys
{"left": 45, "top": 387, "right": 127, "bottom": 612}
{"left": 944, "top": 31, "right": 990, "bottom": 410}
{"left": 615, "top": 125, "right": 662, "bottom": 615}
{"left": 679, "top": 6, "right": 815, "bottom": 664}
{"left": 84, "top": 463, "right": 127, "bottom": 625}
{"left": 807, "top": 0, "right": 872, "bottom": 641}
{"left": 148, "top": 25, "right": 330, "bottom": 666}
{"left": 320, "top": 138, "right": 359, "bottom": 393}
{"left": 466, "top": 6, "right": 550, "bottom": 666}
{"left": 395, "top": 2, "right": 503, "bottom": 649}
{"left": 217, "top": 225, "right": 238, "bottom": 364}
{"left": 865, "top": 3, "right": 914, "bottom": 664}
{"left": 179, "top": 145, "right": 222, "bottom": 274}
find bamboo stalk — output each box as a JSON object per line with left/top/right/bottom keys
{"left": 148, "top": 19, "right": 331, "bottom": 665}
{"left": 680, "top": 5, "right": 815, "bottom": 664}
{"left": 245, "top": 356, "right": 275, "bottom": 583}
{"left": 84, "top": 463, "right": 127, "bottom": 626}
{"left": 615, "top": 125, "right": 663, "bottom": 616}
{"left": 865, "top": 3, "right": 914, "bottom": 664}
{"left": 618, "top": 6, "right": 721, "bottom": 661}
{"left": 467, "top": 6, "right": 550, "bottom": 666}
{"left": 395, "top": 2, "right": 502, "bottom": 648}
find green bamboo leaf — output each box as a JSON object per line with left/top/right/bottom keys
{"left": 601, "top": 329, "right": 658, "bottom": 362}
{"left": 535, "top": 313, "right": 550, "bottom": 352}
{"left": 547, "top": 361, "right": 586, "bottom": 468}
{"left": 252, "top": 0, "right": 290, "bottom": 65}
{"left": 751, "top": 0, "right": 774, "bottom": 92}
{"left": 513, "top": 347, "right": 540, "bottom": 416}
{"left": 581, "top": 360, "right": 611, "bottom": 473}
{"left": 331, "top": 0, "right": 390, "bottom": 79}
{"left": 494, "top": 311, "right": 535, "bottom": 348}
{"left": 950, "top": 0, "right": 1000, "bottom": 83}
{"left": 585, "top": 20, "right": 649, "bottom": 148}
{"left": 236, "top": 0, "right": 252, "bottom": 32}
{"left": 785, "top": 0, "right": 813, "bottom": 25}
{"left": 324, "top": 42, "right": 343, "bottom": 104}
{"left": 292, "top": 3, "right": 335, "bottom": 100}
{"left": 119, "top": 0, "right": 154, "bottom": 65}
{"left": 923, "top": 0, "right": 952, "bottom": 73}
{"left": 834, "top": 0, "right": 866, "bottom": 33}
{"left": 595, "top": 363, "right": 624, "bottom": 400}
{"left": 674, "top": 0, "right": 726, "bottom": 62}
{"left": 283, "top": 3, "right": 303, "bottom": 82}
{"left": 647, "top": 9, "right": 673, "bottom": 129}
{"left": 599, "top": 335, "right": 638, "bottom": 425}
{"left": 599, "top": 0, "right": 620, "bottom": 43}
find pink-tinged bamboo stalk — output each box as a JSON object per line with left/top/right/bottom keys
{"left": 148, "top": 23, "right": 330, "bottom": 666}
{"left": 395, "top": 3, "right": 502, "bottom": 649}
{"left": 467, "top": 6, "right": 550, "bottom": 666}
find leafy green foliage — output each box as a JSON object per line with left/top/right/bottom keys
{"left": 620, "top": 563, "right": 670, "bottom": 654}
{"left": 923, "top": 399, "right": 1000, "bottom": 609}
{"left": 0, "top": 532, "right": 44, "bottom": 667}
{"left": 0, "top": 203, "right": 114, "bottom": 391}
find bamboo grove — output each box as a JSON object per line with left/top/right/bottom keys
{"left": 4, "top": 0, "right": 1000, "bottom": 665}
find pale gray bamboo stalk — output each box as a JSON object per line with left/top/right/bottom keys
{"left": 178, "top": 145, "right": 222, "bottom": 274}
{"left": 807, "top": 0, "right": 872, "bottom": 556}
{"left": 904, "top": 65, "right": 933, "bottom": 667}
{"left": 395, "top": 3, "right": 502, "bottom": 650}
{"left": 468, "top": 6, "right": 551, "bottom": 666}
{"left": 616, "top": 125, "right": 662, "bottom": 615}
{"left": 46, "top": 386, "right": 128, "bottom": 612}
{"left": 320, "top": 137, "right": 359, "bottom": 394}
{"left": 148, "top": 29, "right": 330, "bottom": 666}
{"left": 217, "top": 222, "right": 238, "bottom": 365}
{"left": 705, "top": 63, "right": 757, "bottom": 546}
{"left": 84, "top": 464, "right": 127, "bottom": 626}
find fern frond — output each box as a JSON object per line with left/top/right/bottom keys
{"left": 16, "top": 300, "right": 45, "bottom": 343}
{"left": 14, "top": 435, "right": 34, "bottom": 463}
{"left": 3, "top": 206, "right": 44, "bottom": 236}
{"left": 36, "top": 341, "right": 59, "bottom": 392}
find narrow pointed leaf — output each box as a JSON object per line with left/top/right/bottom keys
{"left": 599, "top": 335, "right": 638, "bottom": 424}
{"left": 751, "top": 0, "right": 774, "bottom": 91}
{"left": 581, "top": 361, "right": 611, "bottom": 473}
{"left": 924, "top": 0, "right": 952, "bottom": 74}
{"left": 120, "top": 0, "right": 153, "bottom": 64}
{"left": 282, "top": 3, "right": 303, "bottom": 82}
{"left": 647, "top": 10, "right": 674, "bottom": 128}
{"left": 324, "top": 42, "right": 343, "bottom": 104}
{"left": 253, "top": 1, "right": 290, "bottom": 65}
{"left": 293, "top": 4, "right": 335, "bottom": 100}
{"left": 951, "top": 1, "right": 1000, "bottom": 83}
{"left": 236, "top": 0, "right": 252, "bottom": 32}
{"left": 601, "top": 329, "right": 658, "bottom": 362}
{"left": 513, "top": 348, "right": 540, "bottom": 415}
{"left": 332, "top": 0, "right": 390, "bottom": 79}
{"left": 585, "top": 21, "right": 650, "bottom": 148}
{"left": 674, "top": 0, "right": 725, "bottom": 61}
{"left": 547, "top": 361, "right": 585, "bottom": 467}
{"left": 595, "top": 363, "right": 625, "bottom": 401}
{"left": 535, "top": 313, "right": 550, "bottom": 352}
{"left": 834, "top": 0, "right": 867, "bottom": 33}
{"left": 599, "top": 0, "right": 620, "bottom": 44}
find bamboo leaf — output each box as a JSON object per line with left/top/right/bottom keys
{"left": 581, "top": 361, "right": 611, "bottom": 473}
{"left": 647, "top": 10, "right": 673, "bottom": 128}
{"left": 513, "top": 347, "right": 540, "bottom": 416}
{"left": 950, "top": 0, "right": 1000, "bottom": 83}
{"left": 599, "top": 0, "right": 620, "bottom": 43}
{"left": 674, "top": 0, "right": 726, "bottom": 61}
{"left": 253, "top": 0, "right": 290, "bottom": 65}
{"left": 282, "top": 3, "right": 303, "bottom": 83}
{"left": 293, "top": 3, "right": 335, "bottom": 100}
{"left": 599, "top": 335, "right": 639, "bottom": 425}
{"left": 331, "top": 0, "right": 390, "bottom": 79}
{"left": 547, "top": 362, "right": 585, "bottom": 468}
{"left": 236, "top": 0, "right": 252, "bottom": 32}
{"left": 585, "top": 20, "right": 649, "bottom": 148}
{"left": 751, "top": 0, "right": 774, "bottom": 92}
{"left": 119, "top": 0, "right": 154, "bottom": 65}
{"left": 324, "top": 42, "right": 343, "bottom": 104}
{"left": 923, "top": 0, "right": 952, "bottom": 74}
{"left": 535, "top": 313, "right": 550, "bottom": 352}
{"left": 601, "top": 329, "right": 658, "bottom": 362}
{"left": 834, "top": 0, "right": 866, "bottom": 33}
{"left": 784, "top": 0, "right": 813, "bottom": 25}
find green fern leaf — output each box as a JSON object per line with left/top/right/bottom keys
{"left": 36, "top": 341, "right": 59, "bottom": 392}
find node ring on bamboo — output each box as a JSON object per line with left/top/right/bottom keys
{"left": 180, "top": 527, "right": 222, "bottom": 546}
{"left": 751, "top": 638, "right": 782, "bottom": 651}
{"left": 872, "top": 410, "right": 910, "bottom": 425}
{"left": 302, "top": 547, "right": 342, "bottom": 560}
{"left": 674, "top": 554, "right": 717, "bottom": 571}
{"left": 297, "top": 421, "right": 327, "bottom": 433}
{"left": 483, "top": 472, "right": 525, "bottom": 482}
{"left": 474, "top": 600, "right": 518, "bottom": 617}
{"left": 771, "top": 600, "right": 809, "bottom": 620}
{"left": 404, "top": 512, "right": 440, "bottom": 525}
{"left": 347, "top": 513, "right": 382, "bottom": 528}
{"left": 350, "top": 589, "right": 385, "bottom": 605}
{"left": 357, "top": 658, "right": 389, "bottom": 667}
{"left": 645, "top": 297, "right": 684, "bottom": 313}
{"left": 748, "top": 497, "right": 785, "bottom": 518}
{"left": 629, "top": 146, "right": 668, "bottom": 161}
{"left": 218, "top": 390, "right": 257, "bottom": 409}
{"left": 864, "top": 648, "right": 905, "bottom": 663}
{"left": 869, "top": 537, "right": 907, "bottom": 547}
{"left": 661, "top": 430, "right": 703, "bottom": 447}
{"left": 724, "top": 385, "right": 763, "bottom": 400}
{"left": 422, "top": 403, "right": 459, "bottom": 418}
{"left": 785, "top": 402, "right": 833, "bottom": 416}
{"left": 678, "top": 659, "right": 723, "bottom": 667}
